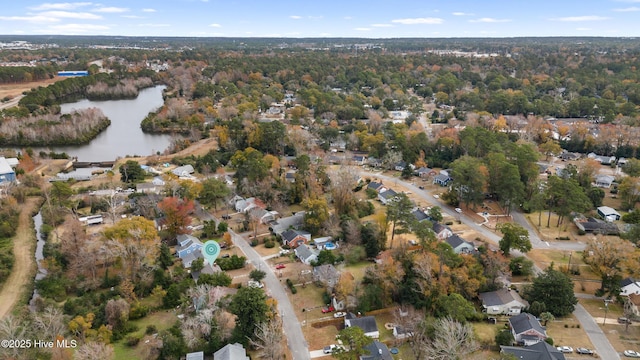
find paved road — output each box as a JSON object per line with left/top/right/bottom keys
{"left": 195, "top": 204, "right": 310, "bottom": 360}
{"left": 574, "top": 304, "right": 620, "bottom": 360}
{"left": 229, "top": 229, "right": 310, "bottom": 360}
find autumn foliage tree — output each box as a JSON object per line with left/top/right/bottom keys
{"left": 103, "top": 217, "right": 159, "bottom": 283}
{"left": 157, "top": 196, "right": 194, "bottom": 240}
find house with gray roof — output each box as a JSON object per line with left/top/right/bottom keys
{"left": 345, "top": 313, "right": 379, "bottom": 339}
{"left": 172, "top": 164, "right": 195, "bottom": 177}
{"left": 479, "top": 288, "right": 529, "bottom": 315}
{"left": 433, "top": 174, "right": 452, "bottom": 187}
{"left": 433, "top": 223, "right": 453, "bottom": 240}
{"left": 269, "top": 211, "right": 305, "bottom": 237}
{"left": 378, "top": 189, "right": 398, "bottom": 205}
{"left": 444, "top": 235, "right": 475, "bottom": 254}
{"left": 594, "top": 174, "right": 615, "bottom": 188}
{"left": 313, "top": 264, "right": 340, "bottom": 289}
{"left": 411, "top": 209, "right": 430, "bottom": 223}
{"left": 509, "top": 313, "right": 547, "bottom": 346}
{"left": 360, "top": 341, "right": 393, "bottom": 360}
{"left": 281, "top": 229, "right": 311, "bottom": 248}
{"left": 295, "top": 244, "right": 318, "bottom": 265}
{"left": 175, "top": 234, "right": 204, "bottom": 268}
{"left": 501, "top": 341, "right": 566, "bottom": 360}
{"left": 213, "top": 343, "right": 249, "bottom": 360}
{"left": 367, "top": 181, "right": 385, "bottom": 193}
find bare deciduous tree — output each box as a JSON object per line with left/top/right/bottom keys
{"left": 74, "top": 341, "right": 115, "bottom": 360}
{"left": 249, "top": 317, "right": 285, "bottom": 360}
{"left": 424, "top": 317, "right": 478, "bottom": 360}
{"left": 32, "top": 306, "right": 66, "bottom": 340}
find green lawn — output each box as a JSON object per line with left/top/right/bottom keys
{"left": 113, "top": 310, "right": 178, "bottom": 360}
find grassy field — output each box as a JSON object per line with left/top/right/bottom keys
{"left": 113, "top": 311, "right": 178, "bottom": 360}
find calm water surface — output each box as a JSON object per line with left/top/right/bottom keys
{"left": 43, "top": 85, "right": 172, "bottom": 161}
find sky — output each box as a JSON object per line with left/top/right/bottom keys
{"left": 1, "top": 1, "right": 640, "bottom": 38}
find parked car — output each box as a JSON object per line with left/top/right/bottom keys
{"left": 619, "top": 317, "right": 632, "bottom": 324}
{"left": 556, "top": 346, "right": 573, "bottom": 353}
{"left": 321, "top": 305, "right": 335, "bottom": 313}
{"left": 323, "top": 345, "right": 337, "bottom": 354}
{"left": 333, "top": 312, "right": 346, "bottom": 318}
{"left": 455, "top": 208, "right": 462, "bottom": 213}
{"left": 433, "top": 194, "right": 439, "bottom": 199}
{"left": 275, "top": 263, "right": 286, "bottom": 269}
{"left": 576, "top": 347, "right": 594, "bottom": 355}
{"left": 624, "top": 350, "right": 640, "bottom": 358}
{"left": 418, "top": 186, "right": 425, "bottom": 190}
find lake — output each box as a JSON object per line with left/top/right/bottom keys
{"left": 37, "top": 86, "right": 173, "bottom": 162}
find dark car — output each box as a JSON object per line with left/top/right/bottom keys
{"left": 619, "top": 317, "right": 632, "bottom": 324}
{"left": 576, "top": 347, "right": 594, "bottom": 355}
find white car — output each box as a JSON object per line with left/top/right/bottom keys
{"left": 333, "top": 312, "right": 346, "bottom": 318}
{"left": 455, "top": 208, "right": 462, "bottom": 213}
{"left": 556, "top": 346, "right": 573, "bottom": 353}
{"left": 248, "top": 280, "right": 264, "bottom": 289}
{"left": 323, "top": 345, "right": 337, "bottom": 354}
{"left": 624, "top": 350, "right": 640, "bottom": 358}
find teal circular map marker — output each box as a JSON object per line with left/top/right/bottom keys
{"left": 202, "top": 240, "right": 221, "bottom": 265}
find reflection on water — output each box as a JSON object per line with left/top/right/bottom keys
{"left": 27, "top": 86, "right": 173, "bottom": 162}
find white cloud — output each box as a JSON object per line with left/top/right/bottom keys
{"left": 391, "top": 17, "right": 444, "bottom": 25}
{"left": 142, "top": 8, "right": 156, "bottom": 13}
{"left": 469, "top": 17, "right": 511, "bottom": 23}
{"left": 30, "top": 2, "right": 92, "bottom": 11}
{"left": 308, "top": 16, "right": 323, "bottom": 20}
{"left": 343, "top": 16, "right": 353, "bottom": 20}
{"left": 551, "top": 15, "right": 609, "bottom": 22}
{"left": 0, "top": 15, "right": 60, "bottom": 23}
{"left": 613, "top": 6, "right": 640, "bottom": 11}
{"left": 371, "top": 23, "right": 393, "bottom": 27}
{"left": 355, "top": 27, "right": 371, "bottom": 31}
{"left": 39, "top": 11, "right": 102, "bottom": 19}
{"left": 209, "top": 23, "right": 222, "bottom": 27}
{"left": 452, "top": 12, "right": 473, "bottom": 16}
{"left": 576, "top": 27, "right": 592, "bottom": 31}
{"left": 93, "top": 7, "right": 129, "bottom": 13}
{"left": 289, "top": 15, "right": 302, "bottom": 19}
{"left": 122, "top": 15, "right": 143, "bottom": 19}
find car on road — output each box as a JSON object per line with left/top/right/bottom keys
{"left": 556, "top": 346, "right": 573, "bottom": 353}
{"left": 624, "top": 350, "right": 640, "bottom": 358}
{"left": 455, "top": 208, "right": 462, "bottom": 213}
{"left": 275, "top": 263, "right": 286, "bottom": 269}
{"left": 433, "top": 194, "right": 439, "bottom": 199}
{"left": 333, "top": 312, "right": 346, "bottom": 318}
{"left": 321, "top": 305, "right": 335, "bottom": 313}
{"left": 576, "top": 348, "right": 594, "bottom": 355}
{"left": 418, "top": 186, "right": 424, "bottom": 190}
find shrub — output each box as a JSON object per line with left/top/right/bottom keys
{"left": 545, "top": 337, "right": 554, "bottom": 345}
{"left": 216, "top": 255, "right": 246, "bottom": 271}
{"left": 250, "top": 239, "right": 259, "bottom": 247}
{"left": 146, "top": 325, "right": 157, "bottom": 335}
{"left": 286, "top": 278, "right": 297, "bottom": 294}
{"left": 264, "top": 240, "right": 275, "bottom": 248}
{"left": 125, "top": 335, "right": 141, "bottom": 347}
{"left": 577, "top": 229, "right": 586, "bottom": 236}
{"left": 129, "top": 302, "right": 150, "bottom": 320}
